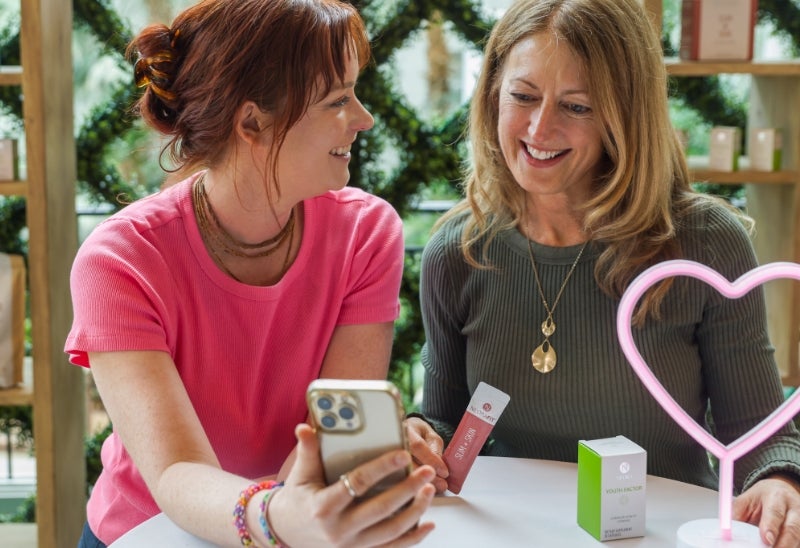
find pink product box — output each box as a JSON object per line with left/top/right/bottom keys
{"left": 679, "top": 0, "right": 757, "bottom": 61}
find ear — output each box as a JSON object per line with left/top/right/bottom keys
{"left": 234, "top": 101, "right": 271, "bottom": 144}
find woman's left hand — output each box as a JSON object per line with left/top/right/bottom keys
{"left": 733, "top": 474, "right": 800, "bottom": 547}
{"left": 405, "top": 417, "right": 449, "bottom": 494}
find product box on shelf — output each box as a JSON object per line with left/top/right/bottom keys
{"left": 577, "top": 435, "right": 647, "bottom": 542}
{"left": 708, "top": 126, "right": 742, "bottom": 172}
{"left": 679, "top": 0, "right": 757, "bottom": 61}
{"left": 0, "top": 138, "right": 18, "bottom": 181}
{"left": 749, "top": 128, "right": 783, "bottom": 172}
{"left": 0, "top": 253, "right": 25, "bottom": 388}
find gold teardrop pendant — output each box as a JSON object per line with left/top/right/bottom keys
{"left": 532, "top": 340, "right": 557, "bottom": 373}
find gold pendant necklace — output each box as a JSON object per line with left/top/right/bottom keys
{"left": 527, "top": 237, "right": 589, "bottom": 373}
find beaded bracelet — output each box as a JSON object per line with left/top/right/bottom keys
{"left": 232, "top": 480, "right": 282, "bottom": 546}
{"left": 258, "top": 481, "right": 286, "bottom": 547}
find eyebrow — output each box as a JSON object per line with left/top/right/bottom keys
{"left": 509, "top": 77, "right": 588, "bottom": 96}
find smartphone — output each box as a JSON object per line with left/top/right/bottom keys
{"left": 306, "top": 379, "right": 410, "bottom": 499}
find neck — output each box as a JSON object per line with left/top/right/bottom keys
{"left": 200, "top": 171, "right": 295, "bottom": 245}
{"left": 523, "top": 196, "right": 588, "bottom": 247}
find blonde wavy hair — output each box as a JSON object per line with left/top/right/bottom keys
{"left": 439, "top": 0, "right": 750, "bottom": 321}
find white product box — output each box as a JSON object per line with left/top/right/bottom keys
{"left": 749, "top": 128, "right": 782, "bottom": 172}
{"left": 577, "top": 435, "right": 647, "bottom": 542}
{"left": 679, "top": 0, "right": 757, "bottom": 61}
{"left": 0, "top": 139, "right": 17, "bottom": 180}
{"left": 708, "top": 127, "right": 741, "bottom": 172}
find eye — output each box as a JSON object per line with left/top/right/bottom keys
{"left": 331, "top": 95, "right": 350, "bottom": 108}
{"left": 565, "top": 102, "right": 591, "bottom": 116}
{"left": 510, "top": 92, "right": 537, "bottom": 103}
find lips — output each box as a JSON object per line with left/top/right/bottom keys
{"left": 525, "top": 143, "right": 566, "bottom": 160}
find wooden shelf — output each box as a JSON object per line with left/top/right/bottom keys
{"left": 0, "top": 384, "right": 33, "bottom": 406}
{"left": 666, "top": 58, "right": 800, "bottom": 76}
{"left": 0, "top": 181, "right": 27, "bottom": 196}
{"left": 0, "top": 66, "right": 22, "bottom": 86}
{"left": 0, "top": 357, "right": 34, "bottom": 406}
{"left": 687, "top": 157, "right": 799, "bottom": 185}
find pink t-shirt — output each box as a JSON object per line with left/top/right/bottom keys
{"left": 65, "top": 174, "right": 404, "bottom": 544}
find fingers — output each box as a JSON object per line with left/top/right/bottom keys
{"left": 305, "top": 451, "right": 436, "bottom": 547}
{"left": 736, "top": 476, "right": 800, "bottom": 547}
{"left": 406, "top": 419, "right": 449, "bottom": 493}
{"left": 761, "top": 503, "right": 800, "bottom": 547}
{"left": 348, "top": 468, "right": 437, "bottom": 547}
{"left": 285, "top": 423, "right": 324, "bottom": 487}
{"left": 342, "top": 450, "right": 415, "bottom": 501}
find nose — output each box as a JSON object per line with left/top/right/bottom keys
{"left": 353, "top": 98, "right": 374, "bottom": 132}
{"left": 529, "top": 101, "right": 557, "bottom": 141}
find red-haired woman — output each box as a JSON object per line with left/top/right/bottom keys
{"left": 67, "top": 1, "right": 445, "bottom": 546}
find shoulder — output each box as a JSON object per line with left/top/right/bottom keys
{"left": 677, "top": 198, "right": 758, "bottom": 275}
{"left": 313, "top": 187, "right": 401, "bottom": 231}
{"left": 74, "top": 180, "right": 191, "bottom": 271}
{"left": 85, "top": 179, "right": 189, "bottom": 244}
{"left": 423, "top": 210, "right": 470, "bottom": 265}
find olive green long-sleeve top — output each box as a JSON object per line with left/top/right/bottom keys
{"left": 420, "top": 202, "right": 800, "bottom": 492}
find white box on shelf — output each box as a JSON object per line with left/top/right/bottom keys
{"left": 679, "top": 0, "right": 757, "bottom": 61}
{"left": 708, "top": 127, "right": 741, "bottom": 172}
{"left": 749, "top": 128, "right": 782, "bottom": 172}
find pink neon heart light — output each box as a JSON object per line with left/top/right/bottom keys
{"left": 617, "top": 259, "right": 800, "bottom": 541}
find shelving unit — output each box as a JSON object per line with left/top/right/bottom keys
{"left": 644, "top": 1, "right": 800, "bottom": 385}
{"left": 0, "top": 0, "right": 86, "bottom": 547}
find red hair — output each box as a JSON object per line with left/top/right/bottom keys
{"left": 127, "top": 0, "right": 371, "bottom": 174}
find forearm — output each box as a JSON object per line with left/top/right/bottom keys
{"left": 155, "top": 461, "right": 266, "bottom": 547}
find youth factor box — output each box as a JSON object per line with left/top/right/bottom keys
{"left": 577, "top": 435, "right": 647, "bottom": 542}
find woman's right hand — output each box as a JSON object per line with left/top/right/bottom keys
{"left": 263, "top": 423, "right": 437, "bottom": 547}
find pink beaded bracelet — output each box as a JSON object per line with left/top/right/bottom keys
{"left": 232, "top": 480, "right": 282, "bottom": 546}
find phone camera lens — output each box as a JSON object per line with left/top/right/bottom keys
{"left": 321, "top": 413, "right": 337, "bottom": 428}
{"left": 317, "top": 396, "right": 333, "bottom": 410}
{"left": 339, "top": 406, "right": 355, "bottom": 420}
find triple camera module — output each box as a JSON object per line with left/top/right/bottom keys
{"left": 311, "top": 389, "right": 364, "bottom": 433}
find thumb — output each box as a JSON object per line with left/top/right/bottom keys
{"left": 285, "top": 423, "right": 325, "bottom": 487}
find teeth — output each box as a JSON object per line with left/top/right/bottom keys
{"left": 330, "top": 146, "right": 351, "bottom": 157}
{"left": 526, "top": 145, "right": 561, "bottom": 160}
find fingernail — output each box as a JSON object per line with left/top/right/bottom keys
{"left": 765, "top": 531, "right": 775, "bottom": 545}
{"left": 395, "top": 451, "right": 411, "bottom": 466}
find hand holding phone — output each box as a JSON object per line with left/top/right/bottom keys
{"left": 306, "top": 379, "right": 410, "bottom": 499}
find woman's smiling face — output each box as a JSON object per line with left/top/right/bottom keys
{"left": 497, "top": 32, "right": 605, "bottom": 203}
{"left": 276, "top": 48, "right": 374, "bottom": 197}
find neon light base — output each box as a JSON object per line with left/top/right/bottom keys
{"left": 676, "top": 519, "right": 765, "bottom": 547}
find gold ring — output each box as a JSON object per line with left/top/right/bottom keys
{"left": 340, "top": 473, "right": 357, "bottom": 498}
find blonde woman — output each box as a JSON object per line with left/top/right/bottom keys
{"left": 416, "top": 0, "right": 800, "bottom": 545}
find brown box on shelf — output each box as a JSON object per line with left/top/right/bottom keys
{"left": 679, "top": 0, "right": 757, "bottom": 61}
{"left": 0, "top": 253, "right": 25, "bottom": 388}
{"left": 0, "top": 138, "right": 17, "bottom": 181}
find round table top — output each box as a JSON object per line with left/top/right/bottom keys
{"left": 111, "top": 456, "right": 725, "bottom": 547}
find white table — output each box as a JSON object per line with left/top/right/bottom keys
{"left": 111, "top": 456, "right": 723, "bottom": 547}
